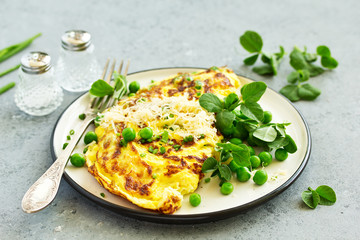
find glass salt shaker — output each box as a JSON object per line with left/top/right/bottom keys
{"left": 14, "top": 52, "right": 63, "bottom": 116}
{"left": 56, "top": 30, "right": 101, "bottom": 92}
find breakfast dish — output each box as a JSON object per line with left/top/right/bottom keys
{"left": 85, "top": 67, "right": 244, "bottom": 213}
{"left": 51, "top": 67, "right": 310, "bottom": 223}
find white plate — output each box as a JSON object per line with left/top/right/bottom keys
{"left": 51, "top": 67, "right": 311, "bottom": 223}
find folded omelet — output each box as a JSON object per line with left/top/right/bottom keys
{"left": 85, "top": 67, "right": 242, "bottom": 214}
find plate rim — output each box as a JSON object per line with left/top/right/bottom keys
{"left": 50, "top": 66, "right": 311, "bottom": 224}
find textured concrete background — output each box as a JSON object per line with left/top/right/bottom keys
{"left": 1, "top": 0, "right": 359, "bottom": 239}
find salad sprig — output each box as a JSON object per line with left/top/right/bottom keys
{"left": 199, "top": 81, "right": 297, "bottom": 186}
{"left": 89, "top": 71, "right": 128, "bottom": 99}
{"left": 302, "top": 185, "right": 336, "bottom": 209}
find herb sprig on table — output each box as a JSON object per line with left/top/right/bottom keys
{"left": 239, "top": 30, "right": 339, "bottom": 101}
{"left": 0, "top": 33, "right": 42, "bottom": 95}
{"left": 302, "top": 185, "right": 336, "bottom": 209}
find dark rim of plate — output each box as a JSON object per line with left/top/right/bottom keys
{"left": 50, "top": 67, "right": 311, "bottom": 224}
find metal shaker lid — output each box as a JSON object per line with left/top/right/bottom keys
{"left": 61, "top": 30, "right": 91, "bottom": 51}
{"left": 21, "top": 51, "right": 52, "bottom": 74}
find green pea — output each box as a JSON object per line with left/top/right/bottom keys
{"left": 129, "top": 81, "right": 140, "bottom": 93}
{"left": 139, "top": 127, "right": 153, "bottom": 139}
{"left": 262, "top": 111, "right": 272, "bottom": 124}
{"left": 189, "top": 193, "right": 201, "bottom": 207}
{"left": 70, "top": 153, "right": 86, "bottom": 167}
{"left": 250, "top": 155, "right": 261, "bottom": 168}
{"left": 253, "top": 170, "right": 268, "bottom": 185}
{"left": 259, "top": 151, "right": 272, "bottom": 167}
{"left": 229, "top": 138, "right": 242, "bottom": 145}
{"left": 229, "top": 160, "right": 241, "bottom": 172}
{"left": 122, "top": 127, "right": 136, "bottom": 142}
{"left": 284, "top": 134, "right": 297, "bottom": 154}
{"left": 248, "top": 146, "right": 255, "bottom": 156}
{"left": 236, "top": 167, "right": 251, "bottom": 182}
{"left": 84, "top": 131, "right": 98, "bottom": 145}
{"left": 275, "top": 148, "right": 288, "bottom": 161}
{"left": 220, "top": 182, "right": 234, "bottom": 195}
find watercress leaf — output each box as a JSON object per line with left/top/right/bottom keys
{"left": 217, "top": 142, "right": 245, "bottom": 152}
{"left": 270, "top": 55, "right": 279, "bottom": 75}
{"left": 239, "top": 31, "right": 263, "bottom": 53}
{"left": 267, "top": 136, "right": 289, "bottom": 150}
{"left": 316, "top": 185, "right": 336, "bottom": 204}
{"left": 211, "top": 168, "right": 220, "bottom": 177}
{"left": 224, "top": 93, "right": 240, "bottom": 111}
{"left": 279, "top": 85, "right": 300, "bottom": 102}
{"left": 261, "top": 52, "right": 271, "bottom": 64}
{"left": 289, "top": 48, "right": 308, "bottom": 70}
{"left": 241, "top": 81, "right": 267, "bottom": 103}
{"left": 217, "top": 143, "right": 250, "bottom": 167}
{"left": 202, "top": 157, "right": 218, "bottom": 173}
{"left": 298, "top": 69, "right": 310, "bottom": 82}
{"left": 298, "top": 83, "right": 321, "bottom": 101}
{"left": 215, "top": 110, "right": 236, "bottom": 133}
{"left": 253, "top": 125, "right": 277, "bottom": 142}
{"left": 219, "top": 164, "right": 232, "bottom": 181}
{"left": 287, "top": 71, "right": 300, "bottom": 84}
{"left": 220, "top": 150, "right": 232, "bottom": 162}
{"left": 241, "top": 119, "right": 259, "bottom": 132}
{"left": 243, "top": 54, "right": 259, "bottom": 65}
{"left": 307, "top": 64, "right": 325, "bottom": 77}
{"left": 240, "top": 102, "right": 264, "bottom": 121}
{"left": 304, "top": 52, "right": 318, "bottom": 62}
{"left": 89, "top": 79, "right": 114, "bottom": 97}
{"left": 321, "top": 56, "right": 338, "bottom": 69}
{"left": 275, "top": 123, "right": 290, "bottom": 137}
{"left": 316, "top": 45, "right": 331, "bottom": 57}
{"left": 252, "top": 65, "right": 274, "bottom": 75}
{"left": 199, "top": 93, "right": 223, "bottom": 113}
{"left": 311, "top": 189, "right": 320, "bottom": 209}
{"left": 302, "top": 190, "right": 318, "bottom": 209}
{"left": 113, "top": 71, "right": 128, "bottom": 99}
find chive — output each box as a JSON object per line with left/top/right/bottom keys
{"left": 195, "top": 85, "right": 202, "bottom": 90}
{"left": 168, "top": 141, "right": 174, "bottom": 145}
{"left": 0, "top": 64, "right": 20, "bottom": 78}
{"left": 199, "top": 134, "right": 205, "bottom": 139}
{"left": 196, "top": 92, "right": 201, "bottom": 97}
{"left": 161, "top": 131, "right": 169, "bottom": 143}
{"left": 140, "top": 153, "right": 146, "bottom": 157}
{"left": 83, "top": 147, "right": 88, "bottom": 154}
{"left": 169, "top": 113, "right": 174, "bottom": 118}
{"left": 0, "top": 82, "right": 15, "bottom": 95}
{"left": 116, "top": 132, "right": 121, "bottom": 137}
{"left": 152, "top": 173, "right": 158, "bottom": 179}
{"left": 151, "top": 80, "right": 155, "bottom": 83}
{"left": 169, "top": 127, "right": 174, "bottom": 131}
{"left": 69, "top": 129, "right": 75, "bottom": 135}
{"left": 148, "top": 146, "right": 154, "bottom": 153}
{"left": 160, "top": 146, "right": 166, "bottom": 154}
{"left": 147, "top": 138, "right": 153, "bottom": 143}
{"left": 186, "top": 77, "right": 192, "bottom": 81}
{"left": 100, "top": 193, "right": 105, "bottom": 198}
{"left": 78, "top": 113, "right": 86, "bottom": 120}
{"left": 67, "top": 135, "right": 71, "bottom": 140}
{"left": 153, "top": 149, "right": 158, "bottom": 154}
{"left": 0, "top": 33, "right": 41, "bottom": 63}
{"left": 183, "top": 135, "right": 194, "bottom": 143}
{"left": 173, "top": 145, "right": 181, "bottom": 150}
{"left": 128, "top": 93, "right": 135, "bottom": 97}
{"left": 205, "top": 178, "right": 211, "bottom": 183}
{"left": 62, "top": 143, "right": 69, "bottom": 150}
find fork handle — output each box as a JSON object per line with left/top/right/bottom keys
{"left": 22, "top": 116, "right": 93, "bottom": 213}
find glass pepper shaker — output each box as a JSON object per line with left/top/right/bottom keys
{"left": 56, "top": 30, "right": 101, "bottom": 92}
{"left": 14, "top": 52, "right": 63, "bottom": 116}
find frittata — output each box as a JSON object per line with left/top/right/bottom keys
{"left": 85, "top": 67, "right": 243, "bottom": 214}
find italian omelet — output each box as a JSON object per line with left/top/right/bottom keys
{"left": 85, "top": 67, "right": 243, "bottom": 214}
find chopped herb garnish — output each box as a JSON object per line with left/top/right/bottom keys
{"left": 196, "top": 92, "right": 201, "bottom": 97}
{"left": 153, "top": 149, "right": 158, "bottom": 154}
{"left": 186, "top": 77, "right": 192, "bottom": 81}
{"left": 183, "top": 135, "right": 194, "bottom": 143}
{"left": 67, "top": 135, "right": 71, "bottom": 140}
{"left": 205, "top": 178, "right": 211, "bottom": 183}
{"left": 116, "top": 132, "right": 121, "bottom": 137}
{"left": 69, "top": 129, "right": 75, "bottom": 135}
{"left": 62, "top": 143, "right": 68, "bottom": 150}
{"left": 151, "top": 80, "right": 155, "bottom": 83}
{"left": 199, "top": 134, "right": 205, "bottom": 139}
{"left": 168, "top": 141, "right": 174, "bottom": 145}
{"left": 173, "top": 144, "right": 181, "bottom": 151}
{"left": 140, "top": 153, "right": 146, "bottom": 157}
{"left": 148, "top": 146, "right": 154, "bottom": 153}
{"left": 83, "top": 147, "right": 88, "bottom": 154}
{"left": 161, "top": 131, "right": 169, "bottom": 143}
{"left": 210, "top": 66, "right": 220, "bottom": 71}
{"left": 78, "top": 113, "right": 86, "bottom": 120}
{"left": 100, "top": 193, "right": 105, "bottom": 198}
{"left": 128, "top": 93, "right": 135, "bottom": 97}
{"left": 160, "top": 146, "right": 166, "bottom": 154}
{"left": 169, "top": 113, "right": 174, "bottom": 118}
{"left": 152, "top": 173, "right": 158, "bottom": 179}
{"left": 195, "top": 81, "right": 203, "bottom": 90}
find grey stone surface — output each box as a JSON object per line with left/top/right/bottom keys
{"left": 0, "top": 0, "right": 359, "bottom": 239}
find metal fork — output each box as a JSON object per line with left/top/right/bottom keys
{"left": 21, "top": 59, "right": 130, "bottom": 213}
